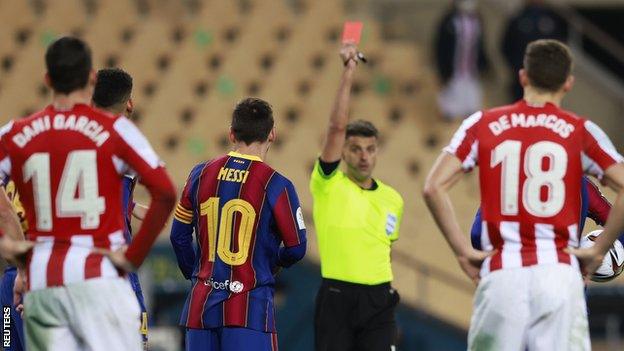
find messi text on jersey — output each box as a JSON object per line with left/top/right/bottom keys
{"left": 217, "top": 167, "right": 250, "bottom": 183}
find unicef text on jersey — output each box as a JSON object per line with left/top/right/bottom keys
{"left": 203, "top": 278, "right": 244, "bottom": 293}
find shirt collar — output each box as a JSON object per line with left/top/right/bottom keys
{"left": 228, "top": 151, "right": 263, "bottom": 162}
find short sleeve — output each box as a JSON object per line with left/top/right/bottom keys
{"left": 387, "top": 198, "right": 403, "bottom": 242}
{"left": 443, "top": 111, "right": 482, "bottom": 171}
{"left": 112, "top": 117, "right": 162, "bottom": 176}
{"left": 310, "top": 158, "right": 340, "bottom": 195}
{"left": 582, "top": 120, "right": 624, "bottom": 179}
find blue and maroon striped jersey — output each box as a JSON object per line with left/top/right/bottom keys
{"left": 170, "top": 151, "right": 307, "bottom": 332}
{"left": 120, "top": 174, "right": 148, "bottom": 326}
{"left": 121, "top": 175, "right": 137, "bottom": 244}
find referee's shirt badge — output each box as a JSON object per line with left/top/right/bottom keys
{"left": 385, "top": 213, "right": 397, "bottom": 235}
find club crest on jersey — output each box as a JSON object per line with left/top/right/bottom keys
{"left": 385, "top": 213, "right": 397, "bottom": 236}
{"left": 229, "top": 281, "right": 244, "bottom": 293}
{"left": 296, "top": 207, "right": 306, "bottom": 230}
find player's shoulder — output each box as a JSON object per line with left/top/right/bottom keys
{"left": 551, "top": 107, "right": 608, "bottom": 140}
{"left": 187, "top": 159, "right": 212, "bottom": 179}
{"left": 0, "top": 120, "right": 15, "bottom": 138}
{"left": 269, "top": 169, "right": 293, "bottom": 187}
{"left": 251, "top": 161, "right": 282, "bottom": 185}
{"left": 4, "top": 106, "right": 51, "bottom": 132}
{"left": 189, "top": 154, "right": 244, "bottom": 180}
{"left": 240, "top": 158, "right": 281, "bottom": 185}
{"left": 261, "top": 167, "right": 299, "bottom": 196}
{"left": 550, "top": 105, "right": 587, "bottom": 125}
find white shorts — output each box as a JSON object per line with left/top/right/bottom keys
{"left": 468, "top": 264, "right": 590, "bottom": 351}
{"left": 24, "top": 277, "right": 142, "bottom": 351}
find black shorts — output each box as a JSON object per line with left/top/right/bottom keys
{"left": 314, "top": 278, "right": 400, "bottom": 351}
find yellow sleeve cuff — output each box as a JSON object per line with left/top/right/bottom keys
{"left": 174, "top": 203, "right": 193, "bottom": 224}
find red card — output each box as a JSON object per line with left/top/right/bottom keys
{"left": 342, "top": 21, "right": 363, "bottom": 44}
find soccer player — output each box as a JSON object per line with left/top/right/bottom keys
{"left": 311, "top": 43, "right": 404, "bottom": 351}
{"left": 0, "top": 180, "right": 28, "bottom": 351}
{"left": 170, "top": 98, "right": 307, "bottom": 351}
{"left": 2, "top": 36, "right": 176, "bottom": 350}
{"left": 92, "top": 67, "right": 150, "bottom": 349}
{"left": 423, "top": 39, "right": 624, "bottom": 350}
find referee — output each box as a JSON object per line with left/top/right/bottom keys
{"left": 310, "top": 43, "right": 404, "bottom": 351}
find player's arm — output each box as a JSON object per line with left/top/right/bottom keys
{"left": 423, "top": 112, "right": 490, "bottom": 284}
{"left": 584, "top": 178, "right": 624, "bottom": 245}
{"left": 570, "top": 121, "right": 624, "bottom": 275}
{"left": 0, "top": 132, "right": 33, "bottom": 265}
{"left": 0, "top": 187, "right": 24, "bottom": 242}
{"left": 0, "top": 130, "right": 23, "bottom": 243}
{"left": 105, "top": 118, "right": 177, "bottom": 271}
{"left": 170, "top": 218, "right": 195, "bottom": 279}
{"left": 271, "top": 179, "right": 307, "bottom": 268}
{"left": 0, "top": 188, "right": 32, "bottom": 313}
{"left": 423, "top": 153, "right": 491, "bottom": 284}
{"left": 320, "top": 43, "right": 359, "bottom": 163}
{"left": 132, "top": 203, "right": 148, "bottom": 221}
{"left": 574, "top": 164, "right": 624, "bottom": 273}
{"left": 585, "top": 178, "right": 610, "bottom": 226}
{"left": 170, "top": 165, "right": 203, "bottom": 279}
{"left": 0, "top": 187, "right": 32, "bottom": 266}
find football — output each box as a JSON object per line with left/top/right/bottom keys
{"left": 580, "top": 230, "right": 624, "bottom": 282}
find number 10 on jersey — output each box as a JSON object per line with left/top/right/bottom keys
{"left": 200, "top": 197, "right": 256, "bottom": 266}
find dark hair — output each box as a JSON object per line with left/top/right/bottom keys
{"left": 346, "top": 120, "right": 378, "bottom": 139}
{"left": 524, "top": 39, "right": 573, "bottom": 92}
{"left": 45, "top": 36, "right": 92, "bottom": 94}
{"left": 92, "top": 68, "right": 133, "bottom": 109}
{"left": 231, "top": 98, "right": 274, "bottom": 144}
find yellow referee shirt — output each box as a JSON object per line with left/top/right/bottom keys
{"left": 310, "top": 160, "right": 403, "bottom": 285}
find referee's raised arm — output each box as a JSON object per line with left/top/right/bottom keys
{"left": 320, "top": 43, "right": 359, "bottom": 163}
{"left": 311, "top": 43, "right": 403, "bottom": 351}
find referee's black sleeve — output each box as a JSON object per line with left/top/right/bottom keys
{"left": 318, "top": 158, "right": 340, "bottom": 176}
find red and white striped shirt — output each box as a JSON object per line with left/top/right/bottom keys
{"left": 445, "top": 100, "right": 623, "bottom": 277}
{"left": 0, "top": 104, "right": 175, "bottom": 290}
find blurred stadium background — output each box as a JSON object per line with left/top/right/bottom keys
{"left": 1, "top": 0, "right": 624, "bottom": 350}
